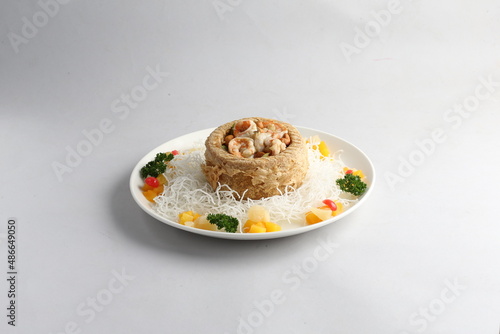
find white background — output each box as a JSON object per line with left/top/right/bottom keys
{"left": 1, "top": 0, "right": 500, "bottom": 333}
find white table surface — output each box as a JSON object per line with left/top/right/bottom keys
{"left": 1, "top": 1, "right": 500, "bottom": 333}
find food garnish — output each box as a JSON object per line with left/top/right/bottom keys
{"left": 140, "top": 152, "right": 174, "bottom": 178}
{"left": 336, "top": 174, "right": 367, "bottom": 196}
{"left": 140, "top": 152, "right": 175, "bottom": 202}
{"left": 145, "top": 176, "right": 160, "bottom": 188}
{"left": 322, "top": 199, "right": 338, "bottom": 211}
{"left": 142, "top": 127, "right": 369, "bottom": 233}
{"left": 243, "top": 206, "right": 282, "bottom": 233}
{"left": 206, "top": 213, "right": 239, "bottom": 233}
{"left": 306, "top": 200, "right": 344, "bottom": 225}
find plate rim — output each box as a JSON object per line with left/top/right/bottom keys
{"left": 129, "top": 126, "right": 376, "bottom": 240}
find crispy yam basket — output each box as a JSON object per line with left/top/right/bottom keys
{"left": 202, "top": 117, "right": 309, "bottom": 200}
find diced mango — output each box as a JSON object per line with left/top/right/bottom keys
{"left": 157, "top": 174, "right": 167, "bottom": 185}
{"left": 143, "top": 190, "right": 157, "bottom": 202}
{"left": 243, "top": 220, "right": 258, "bottom": 233}
{"left": 353, "top": 170, "right": 365, "bottom": 178}
{"left": 306, "top": 202, "right": 344, "bottom": 224}
{"left": 310, "top": 207, "right": 333, "bottom": 221}
{"left": 264, "top": 222, "right": 282, "bottom": 232}
{"left": 306, "top": 211, "right": 322, "bottom": 225}
{"left": 143, "top": 183, "right": 164, "bottom": 202}
{"left": 248, "top": 223, "right": 267, "bottom": 233}
{"left": 318, "top": 141, "right": 330, "bottom": 157}
{"left": 178, "top": 211, "right": 201, "bottom": 225}
{"left": 142, "top": 184, "right": 154, "bottom": 191}
{"left": 332, "top": 201, "right": 344, "bottom": 217}
{"left": 153, "top": 184, "right": 164, "bottom": 195}
{"left": 179, "top": 212, "right": 194, "bottom": 224}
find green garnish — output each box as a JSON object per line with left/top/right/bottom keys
{"left": 336, "top": 174, "right": 367, "bottom": 196}
{"left": 206, "top": 213, "right": 239, "bottom": 233}
{"left": 140, "top": 152, "right": 174, "bottom": 178}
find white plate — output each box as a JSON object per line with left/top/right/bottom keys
{"left": 129, "top": 126, "right": 375, "bottom": 240}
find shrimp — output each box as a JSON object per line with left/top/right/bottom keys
{"left": 269, "top": 138, "right": 286, "bottom": 156}
{"left": 228, "top": 137, "right": 256, "bottom": 158}
{"left": 233, "top": 120, "right": 257, "bottom": 138}
{"left": 253, "top": 132, "right": 272, "bottom": 152}
{"left": 257, "top": 121, "right": 287, "bottom": 139}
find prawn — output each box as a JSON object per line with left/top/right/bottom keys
{"left": 254, "top": 132, "right": 272, "bottom": 152}
{"left": 233, "top": 120, "right": 257, "bottom": 138}
{"left": 257, "top": 121, "right": 287, "bottom": 139}
{"left": 269, "top": 138, "right": 286, "bottom": 156}
{"left": 228, "top": 137, "right": 256, "bottom": 158}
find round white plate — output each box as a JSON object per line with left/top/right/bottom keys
{"left": 130, "top": 126, "right": 375, "bottom": 240}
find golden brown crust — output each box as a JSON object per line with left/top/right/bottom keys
{"left": 202, "top": 117, "right": 309, "bottom": 200}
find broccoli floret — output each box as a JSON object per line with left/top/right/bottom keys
{"left": 206, "top": 213, "right": 239, "bottom": 233}
{"left": 140, "top": 152, "right": 174, "bottom": 178}
{"left": 336, "top": 174, "right": 367, "bottom": 196}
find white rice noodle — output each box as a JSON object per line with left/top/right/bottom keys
{"left": 153, "top": 141, "right": 358, "bottom": 232}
